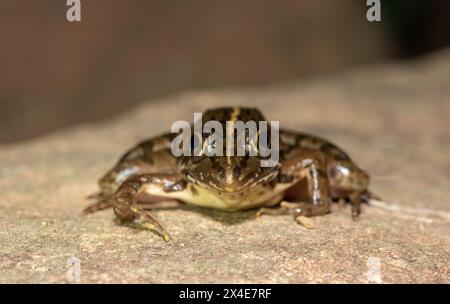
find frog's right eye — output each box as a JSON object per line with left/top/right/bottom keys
{"left": 190, "top": 134, "right": 197, "bottom": 150}
{"left": 191, "top": 134, "right": 202, "bottom": 155}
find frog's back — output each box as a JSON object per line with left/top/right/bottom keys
{"left": 279, "top": 129, "right": 352, "bottom": 163}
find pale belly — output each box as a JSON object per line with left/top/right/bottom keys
{"left": 142, "top": 183, "right": 291, "bottom": 211}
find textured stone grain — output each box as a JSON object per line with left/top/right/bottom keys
{"left": 1, "top": 51, "right": 449, "bottom": 283}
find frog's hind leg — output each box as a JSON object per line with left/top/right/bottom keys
{"left": 81, "top": 197, "right": 114, "bottom": 215}
{"left": 332, "top": 188, "right": 380, "bottom": 220}
{"left": 341, "top": 190, "right": 380, "bottom": 220}
{"left": 82, "top": 168, "right": 127, "bottom": 215}
{"left": 361, "top": 190, "right": 382, "bottom": 202}
{"left": 82, "top": 187, "right": 116, "bottom": 215}
{"left": 348, "top": 192, "right": 362, "bottom": 220}
{"left": 86, "top": 192, "right": 105, "bottom": 200}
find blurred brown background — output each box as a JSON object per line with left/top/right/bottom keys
{"left": 1, "top": 0, "right": 449, "bottom": 143}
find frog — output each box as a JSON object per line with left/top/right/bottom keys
{"left": 82, "top": 107, "right": 379, "bottom": 241}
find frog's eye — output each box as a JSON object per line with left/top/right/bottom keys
{"left": 258, "top": 130, "right": 271, "bottom": 150}
{"left": 203, "top": 137, "right": 220, "bottom": 156}
{"left": 206, "top": 140, "right": 216, "bottom": 154}
{"left": 259, "top": 131, "right": 271, "bottom": 149}
{"left": 191, "top": 134, "right": 201, "bottom": 155}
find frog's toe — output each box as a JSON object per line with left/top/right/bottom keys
{"left": 113, "top": 197, "right": 170, "bottom": 241}
{"left": 114, "top": 205, "right": 170, "bottom": 241}
{"left": 137, "top": 210, "right": 170, "bottom": 241}
{"left": 256, "top": 207, "right": 289, "bottom": 217}
{"left": 86, "top": 191, "right": 103, "bottom": 200}
{"left": 351, "top": 204, "right": 361, "bottom": 220}
{"left": 81, "top": 198, "right": 114, "bottom": 216}
{"left": 349, "top": 193, "right": 362, "bottom": 220}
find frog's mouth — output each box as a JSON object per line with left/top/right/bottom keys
{"left": 186, "top": 168, "right": 278, "bottom": 196}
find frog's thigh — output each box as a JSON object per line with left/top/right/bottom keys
{"left": 328, "top": 165, "right": 371, "bottom": 219}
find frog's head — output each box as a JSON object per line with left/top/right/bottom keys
{"left": 181, "top": 155, "right": 278, "bottom": 195}
{"left": 180, "top": 107, "right": 279, "bottom": 195}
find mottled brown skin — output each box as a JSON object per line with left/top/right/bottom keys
{"left": 83, "top": 107, "right": 378, "bottom": 241}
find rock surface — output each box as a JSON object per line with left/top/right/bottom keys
{"left": 1, "top": 51, "right": 449, "bottom": 283}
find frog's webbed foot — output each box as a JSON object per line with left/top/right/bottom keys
{"left": 341, "top": 191, "right": 379, "bottom": 220}
{"left": 256, "top": 207, "right": 290, "bottom": 217}
{"left": 112, "top": 174, "right": 185, "bottom": 241}
{"left": 349, "top": 193, "right": 362, "bottom": 220}
{"left": 336, "top": 190, "right": 380, "bottom": 220}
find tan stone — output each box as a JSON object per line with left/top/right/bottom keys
{"left": 1, "top": 50, "right": 449, "bottom": 283}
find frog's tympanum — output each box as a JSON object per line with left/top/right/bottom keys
{"left": 83, "top": 107, "right": 379, "bottom": 241}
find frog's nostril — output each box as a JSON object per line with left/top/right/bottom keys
{"left": 217, "top": 167, "right": 226, "bottom": 179}
{"left": 233, "top": 167, "right": 241, "bottom": 178}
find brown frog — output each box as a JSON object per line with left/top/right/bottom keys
{"left": 83, "top": 107, "right": 379, "bottom": 241}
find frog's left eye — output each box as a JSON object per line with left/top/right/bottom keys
{"left": 260, "top": 131, "right": 271, "bottom": 148}
{"left": 206, "top": 141, "right": 216, "bottom": 154}
{"left": 203, "top": 137, "right": 219, "bottom": 156}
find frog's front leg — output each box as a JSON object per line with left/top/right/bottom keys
{"left": 258, "top": 152, "right": 332, "bottom": 220}
{"left": 82, "top": 160, "right": 150, "bottom": 215}
{"left": 112, "top": 174, "right": 186, "bottom": 241}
